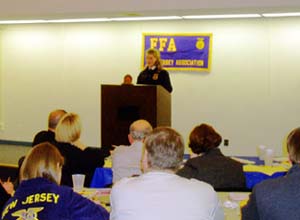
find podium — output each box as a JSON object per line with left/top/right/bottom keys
{"left": 101, "top": 84, "right": 171, "bottom": 147}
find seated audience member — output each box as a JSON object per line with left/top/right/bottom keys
{"left": 32, "top": 109, "right": 67, "bottom": 146}
{"left": 16, "top": 109, "right": 67, "bottom": 186}
{"left": 112, "top": 119, "right": 152, "bottom": 183}
{"left": 55, "top": 113, "right": 110, "bottom": 187}
{"left": 110, "top": 127, "right": 224, "bottom": 220}
{"left": 122, "top": 74, "right": 133, "bottom": 85}
{"left": 242, "top": 127, "right": 300, "bottom": 220}
{"left": 1, "top": 143, "right": 109, "bottom": 220}
{"left": 177, "top": 124, "right": 246, "bottom": 191}
{"left": 0, "top": 181, "right": 13, "bottom": 211}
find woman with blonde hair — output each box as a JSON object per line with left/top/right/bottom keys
{"left": 137, "top": 48, "right": 173, "bottom": 93}
{"left": 1, "top": 142, "right": 109, "bottom": 220}
{"left": 54, "top": 113, "right": 110, "bottom": 187}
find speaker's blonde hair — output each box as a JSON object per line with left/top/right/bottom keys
{"left": 55, "top": 113, "right": 82, "bottom": 143}
{"left": 146, "top": 48, "right": 163, "bottom": 71}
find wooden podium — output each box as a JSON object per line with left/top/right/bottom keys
{"left": 101, "top": 84, "right": 171, "bottom": 147}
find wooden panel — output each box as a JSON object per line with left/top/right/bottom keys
{"left": 101, "top": 85, "right": 171, "bottom": 147}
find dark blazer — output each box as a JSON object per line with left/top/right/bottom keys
{"left": 137, "top": 67, "right": 173, "bottom": 93}
{"left": 1, "top": 178, "right": 109, "bottom": 220}
{"left": 0, "top": 185, "right": 10, "bottom": 212}
{"left": 32, "top": 130, "right": 111, "bottom": 187}
{"left": 177, "top": 148, "right": 246, "bottom": 191}
{"left": 242, "top": 164, "right": 300, "bottom": 220}
{"left": 32, "top": 130, "right": 56, "bottom": 147}
{"left": 55, "top": 142, "right": 110, "bottom": 187}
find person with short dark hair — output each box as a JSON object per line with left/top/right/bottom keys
{"left": 122, "top": 74, "right": 133, "bottom": 85}
{"left": 177, "top": 124, "right": 246, "bottom": 191}
{"left": 32, "top": 109, "right": 67, "bottom": 146}
{"left": 111, "top": 127, "right": 224, "bottom": 220}
{"left": 1, "top": 143, "right": 109, "bottom": 220}
{"left": 242, "top": 127, "right": 300, "bottom": 220}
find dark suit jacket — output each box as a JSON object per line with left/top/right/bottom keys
{"left": 137, "top": 67, "right": 173, "bottom": 93}
{"left": 32, "top": 130, "right": 56, "bottom": 147}
{"left": 177, "top": 148, "right": 246, "bottom": 191}
{"left": 242, "top": 164, "right": 300, "bottom": 220}
{"left": 55, "top": 142, "right": 110, "bottom": 187}
{"left": 31, "top": 130, "right": 111, "bottom": 187}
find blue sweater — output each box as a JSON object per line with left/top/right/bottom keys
{"left": 1, "top": 178, "right": 109, "bottom": 220}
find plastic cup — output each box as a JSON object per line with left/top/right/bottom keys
{"left": 72, "top": 174, "right": 85, "bottom": 192}
{"left": 264, "top": 149, "right": 275, "bottom": 166}
{"left": 257, "top": 145, "right": 267, "bottom": 160}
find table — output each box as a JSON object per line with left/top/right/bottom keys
{"left": 90, "top": 156, "right": 290, "bottom": 189}
{"left": 233, "top": 156, "right": 289, "bottom": 189}
{"left": 81, "top": 188, "right": 249, "bottom": 220}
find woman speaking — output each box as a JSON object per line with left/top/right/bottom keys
{"left": 137, "top": 49, "right": 173, "bottom": 93}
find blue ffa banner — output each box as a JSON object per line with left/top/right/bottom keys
{"left": 142, "top": 33, "right": 213, "bottom": 72}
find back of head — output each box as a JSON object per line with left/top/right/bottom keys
{"left": 189, "top": 124, "right": 222, "bottom": 154}
{"left": 48, "top": 109, "right": 67, "bottom": 130}
{"left": 55, "top": 113, "right": 81, "bottom": 143}
{"left": 287, "top": 127, "right": 300, "bottom": 163}
{"left": 21, "top": 142, "right": 64, "bottom": 184}
{"left": 130, "top": 119, "right": 153, "bottom": 141}
{"left": 144, "top": 127, "right": 184, "bottom": 171}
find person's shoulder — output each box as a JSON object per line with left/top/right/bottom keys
{"left": 111, "top": 176, "right": 141, "bottom": 193}
{"left": 139, "top": 68, "right": 148, "bottom": 75}
{"left": 254, "top": 175, "right": 287, "bottom": 194}
{"left": 112, "top": 145, "right": 131, "bottom": 156}
{"left": 177, "top": 174, "right": 215, "bottom": 191}
{"left": 159, "top": 69, "right": 170, "bottom": 75}
{"left": 113, "top": 176, "right": 137, "bottom": 187}
{"left": 32, "top": 130, "right": 53, "bottom": 144}
{"left": 168, "top": 175, "right": 218, "bottom": 202}
{"left": 35, "top": 130, "right": 49, "bottom": 136}
{"left": 185, "top": 156, "right": 205, "bottom": 167}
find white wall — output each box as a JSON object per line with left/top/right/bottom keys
{"left": 1, "top": 17, "right": 300, "bottom": 156}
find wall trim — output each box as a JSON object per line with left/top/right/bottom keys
{"left": 0, "top": 139, "right": 32, "bottom": 147}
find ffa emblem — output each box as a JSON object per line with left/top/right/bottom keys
{"left": 152, "top": 73, "right": 159, "bottom": 80}
{"left": 196, "top": 38, "right": 205, "bottom": 50}
{"left": 12, "top": 207, "right": 44, "bottom": 220}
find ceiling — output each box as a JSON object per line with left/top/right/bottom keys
{"left": 1, "top": 0, "right": 300, "bottom": 19}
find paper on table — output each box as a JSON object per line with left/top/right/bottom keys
{"left": 231, "top": 157, "right": 256, "bottom": 165}
{"left": 229, "top": 193, "right": 249, "bottom": 202}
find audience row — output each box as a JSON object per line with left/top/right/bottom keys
{"left": 1, "top": 109, "right": 300, "bottom": 220}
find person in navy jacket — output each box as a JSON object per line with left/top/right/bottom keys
{"left": 1, "top": 142, "right": 109, "bottom": 220}
{"left": 137, "top": 48, "right": 173, "bottom": 93}
{"left": 242, "top": 127, "right": 300, "bottom": 220}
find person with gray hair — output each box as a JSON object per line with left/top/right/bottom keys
{"left": 111, "top": 127, "right": 224, "bottom": 220}
{"left": 112, "top": 119, "right": 152, "bottom": 183}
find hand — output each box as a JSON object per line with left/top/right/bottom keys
{"left": 0, "top": 178, "right": 14, "bottom": 195}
